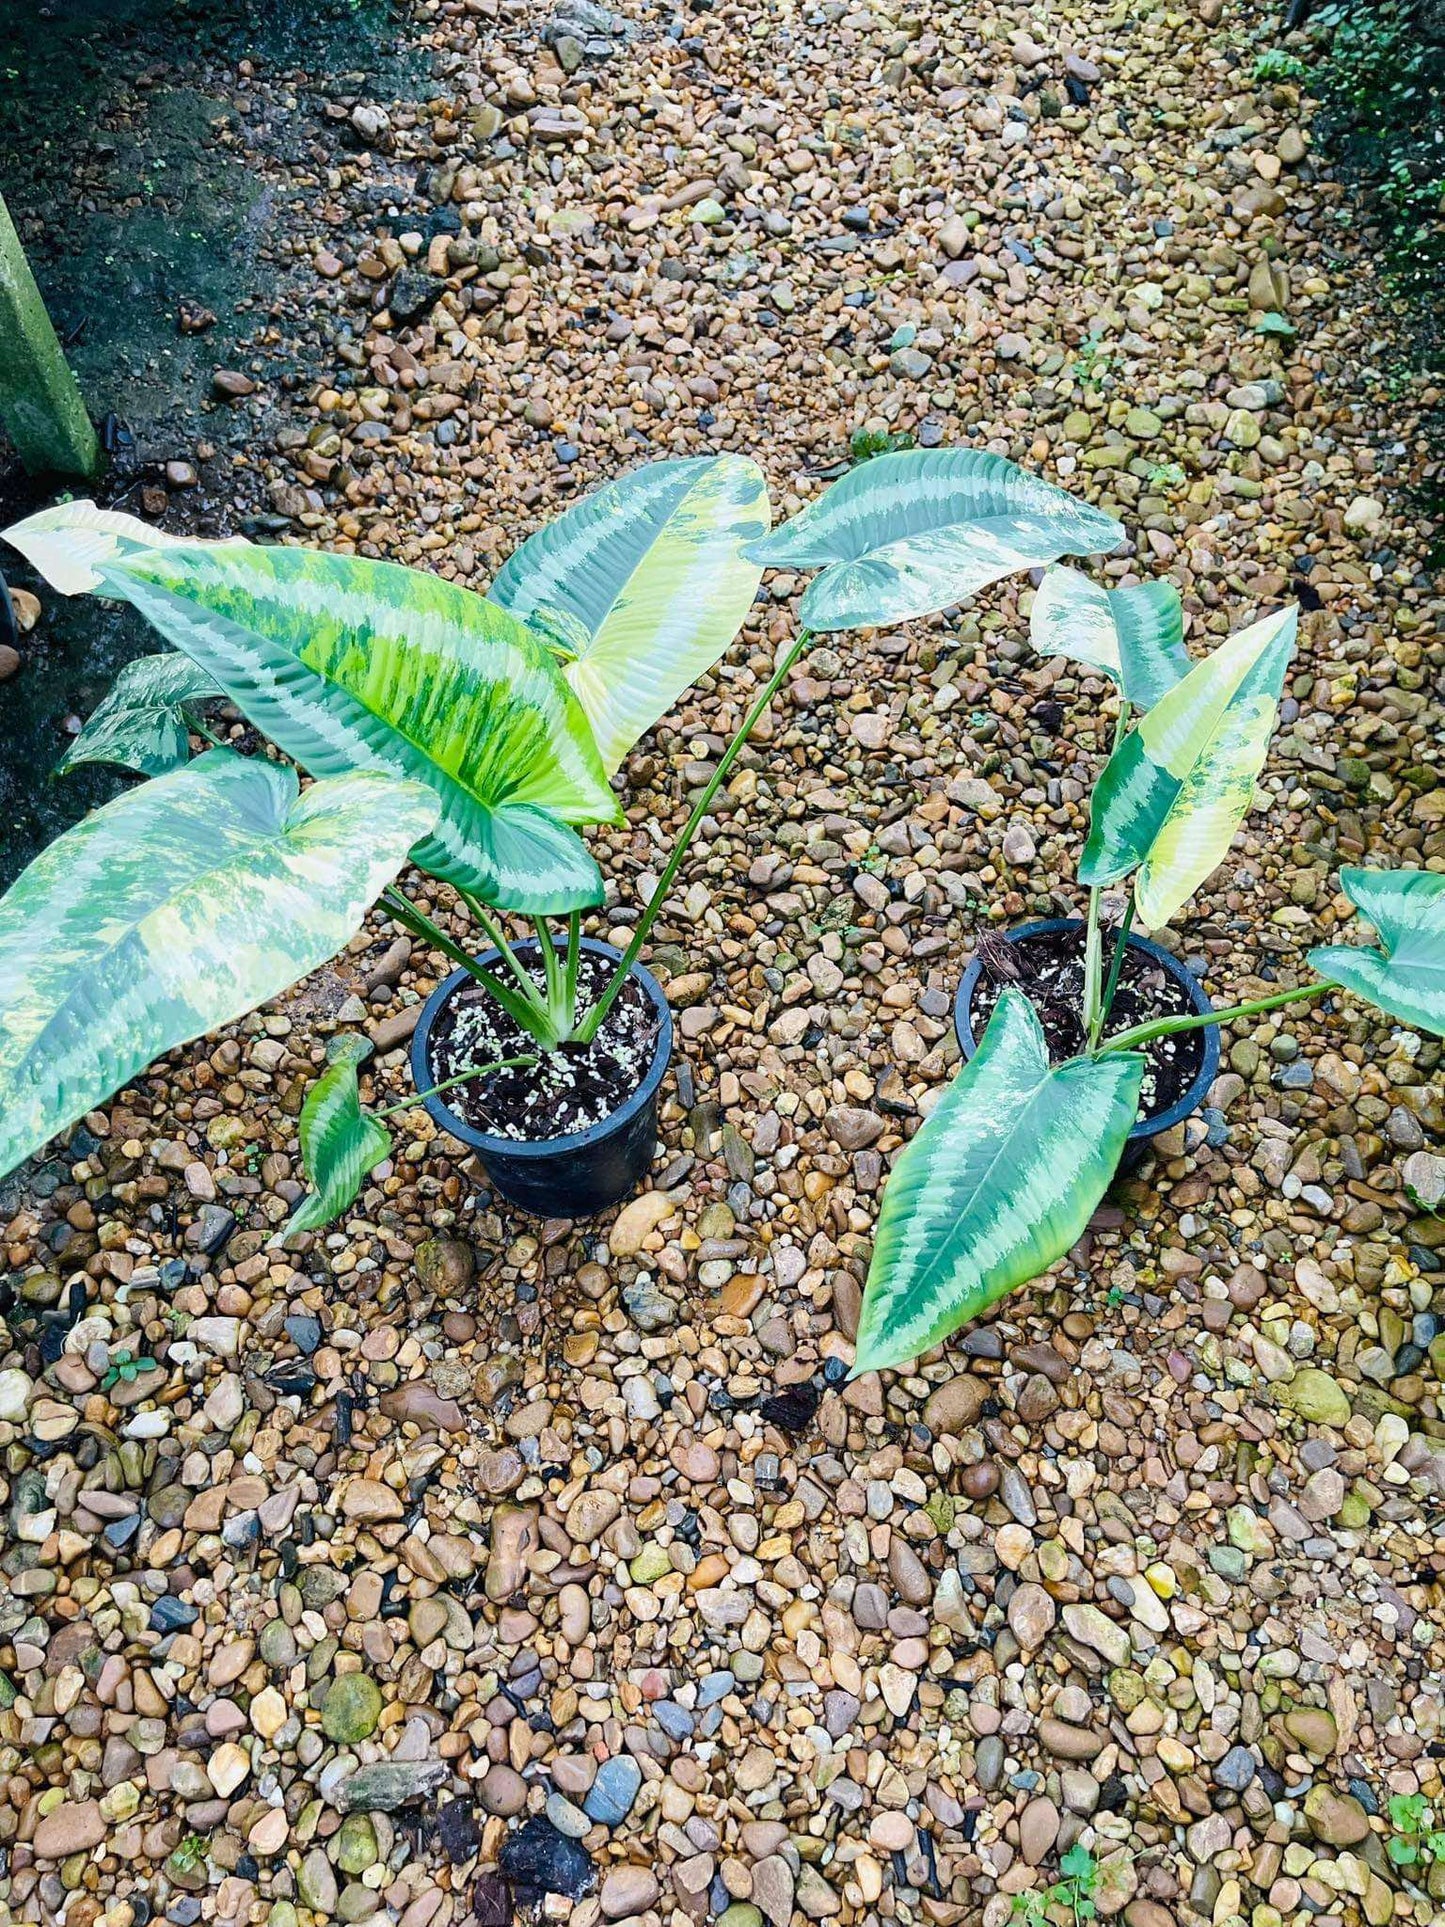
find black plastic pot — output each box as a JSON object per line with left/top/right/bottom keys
{"left": 954, "top": 917, "right": 1220, "bottom": 1147}
{"left": 410, "top": 938, "right": 673, "bottom": 1219}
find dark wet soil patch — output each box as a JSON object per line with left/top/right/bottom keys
{"left": 426, "top": 953, "right": 661, "bottom": 1142}
{"left": 970, "top": 924, "right": 1208, "bottom": 1124}
{"left": 0, "top": 0, "right": 428, "bottom": 883}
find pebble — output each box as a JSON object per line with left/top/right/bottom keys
{"left": 584, "top": 1756, "right": 642, "bottom": 1827}
{"left": 0, "top": 11, "right": 1440, "bottom": 1927}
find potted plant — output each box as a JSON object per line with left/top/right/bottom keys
{"left": 847, "top": 565, "right": 1445, "bottom": 1376}
{"left": 3, "top": 446, "right": 1129, "bottom": 1231}
{"left": 0, "top": 458, "right": 771, "bottom": 1222}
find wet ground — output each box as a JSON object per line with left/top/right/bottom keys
{"left": 0, "top": 0, "right": 425, "bottom": 877}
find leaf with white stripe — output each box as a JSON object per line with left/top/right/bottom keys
{"left": 745, "top": 448, "right": 1123, "bottom": 630}
{"left": 489, "top": 455, "right": 770, "bottom": 774}
{"left": 1030, "top": 565, "right": 1189, "bottom": 709}
{"left": 0, "top": 750, "right": 437, "bottom": 1182}
{"left": 1308, "top": 867, "right": 1445, "bottom": 1036}
{"left": 272, "top": 1035, "right": 391, "bottom": 1245}
{"left": 58, "top": 652, "right": 223, "bottom": 777}
{"left": 1080, "top": 605, "right": 1297, "bottom": 928}
{"left": 2, "top": 499, "right": 239, "bottom": 594}
{"left": 3, "top": 502, "right": 616, "bottom": 914}
{"left": 853, "top": 990, "right": 1144, "bottom": 1376}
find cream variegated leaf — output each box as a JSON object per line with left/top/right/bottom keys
{"left": 0, "top": 751, "right": 437, "bottom": 1181}
{"left": 1308, "top": 867, "right": 1445, "bottom": 1036}
{"left": 489, "top": 455, "right": 771, "bottom": 774}
{"left": 2, "top": 500, "right": 241, "bottom": 594}
{"left": 58, "top": 652, "right": 223, "bottom": 777}
{"left": 1080, "top": 605, "right": 1297, "bottom": 928}
{"left": 746, "top": 448, "right": 1124, "bottom": 630}
{"left": 271, "top": 1035, "right": 391, "bottom": 1246}
{"left": 3, "top": 503, "right": 615, "bottom": 915}
{"left": 852, "top": 991, "right": 1144, "bottom": 1376}
{"left": 1030, "top": 565, "right": 1190, "bottom": 709}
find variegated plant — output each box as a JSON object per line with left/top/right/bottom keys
{"left": 0, "top": 751, "right": 438, "bottom": 1179}
{"left": 746, "top": 447, "right": 1124, "bottom": 631}
{"left": 0, "top": 457, "right": 773, "bottom": 1194}
{"left": 854, "top": 591, "right": 1444, "bottom": 1377}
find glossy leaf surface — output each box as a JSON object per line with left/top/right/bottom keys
{"left": 1080, "top": 605, "right": 1297, "bottom": 928}
{"left": 1030, "top": 565, "right": 1190, "bottom": 709}
{"left": 0, "top": 751, "right": 436, "bottom": 1180}
{"left": 746, "top": 449, "right": 1123, "bottom": 630}
{"left": 272, "top": 1035, "right": 391, "bottom": 1245}
{"left": 58, "top": 652, "right": 222, "bottom": 777}
{"left": 5, "top": 503, "right": 614, "bottom": 914}
{"left": 1308, "top": 867, "right": 1445, "bottom": 1036}
{"left": 853, "top": 991, "right": 1144, "bottom": 1376}
{"left": 490, "top": 455, "right": 770, "bottom": 774}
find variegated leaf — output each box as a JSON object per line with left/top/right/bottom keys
{"left": 0, "top": 750, "right": 437, "bottom": 1181}
{"left": 2, "top": 499, "right": 240, "bottom": 594}
{"left": 3, "top": 503, "right": 615, "bottom": 915}
{"left": 853, "top": 991, "right": 1144, "bottom": 1376}
{"left": 58, "top": 652, "right": 223, "bottom": 777}
{"left": 272, "top": 1035, "right": 391, "bottom": 1245}
{"left": 1308, "top": 867, "right": 1445, "bottom": 1036}
{"left": 1029, "top": 565, "right": 1190, "bottom": 709}
{"left": 745, "top": 448, "right": 1123, "bottom": 631}
{"left": 1080, "top": 605, "right": 1297, "bottom": 928}
{"left": 490, "top": 455, "right": 771, "bottom": 774}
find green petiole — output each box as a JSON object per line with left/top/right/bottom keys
{"left": 1098, "top": 979, "right": 1329, "bottom": 1055}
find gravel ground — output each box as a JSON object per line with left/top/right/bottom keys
{"left": 2, "top": 3, "right": 1444, "bottom": 1927}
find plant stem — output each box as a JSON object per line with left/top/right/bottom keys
{"left": 458, "top": 888, "right": 550, "bottom": 1010}
{"left": 377, "top": 1053, "right": 538, "bottom": 1116}
{"left": 532, "top": 913, "right": 574, "bottom": 1034}
{"left": 1082, "top": 886, "right": 1104, "bottom": 1038}
{"left": 576, "top": 627, "right": 815, "bottom": 1044}
{"left": 382, "top": 887, "right": 560, "bottom": 1045}
{"left": 1099, "top": 980, "right": 1329, "bottom": 1055}
{"left": 1089, "top": 895, "right": 1136, "bottom": 1051}
{"left": 563, "top": 911, "right": 580, "bottom": 1015}
{"left": 1080, "top": 696, "right": 1131, "bottom": 1047}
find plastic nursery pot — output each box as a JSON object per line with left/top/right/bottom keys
{"left": 953, "top": 917, "right": 1221, "bottom": 1149}
{"left": 410, "top": 938, "right": 673, "bottom": 1220}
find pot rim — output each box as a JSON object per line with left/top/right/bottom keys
{"left": 410, "top": 936, "right": 674, "bottom": 1159}
{"left": 954, "top": 915, "right": 1220, "bottom": 1141}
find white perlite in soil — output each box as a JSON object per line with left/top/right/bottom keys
{"left": 426, "top": 952, "right": 658, "bottom": 1141}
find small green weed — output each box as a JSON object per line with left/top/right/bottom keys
{"left": 1012, "top": 1844, "right": 1099, "bottom": 1926}
{"left": 1386, "top": 1792, "right": 1445, "bottom": 1869}
{"left": 1145, "top": 461, "right": 1186, "bottom": 488}
{"left": 1252, "top": 49, "right": 1308, "bottom": 81}
{"left": 1069, "top": 335, "right": 1112, "bottom": 392}
{"left": 849, "top": 426, "right": 916, "bottom": 464}
{"left": 101, "top": 1349, "right": 159, "bottom": 1393}
{"left": 170, "top": 1833, "right": 209, "bottom": 1875}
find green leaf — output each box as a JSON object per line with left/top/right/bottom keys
{"left": 58, "top": 652, "right": 223, "bottom": 777}
{"left": 1059, "top": 1845, "right": 1096, "bottom": 1884}
{"left": 1390, "top": 1794, "right": 1427, "bottom": 1832}
{"left": 1308, "top": 867, "right": 1445, "bottom": 1036}
{"left": 489, "top": 455, "right": 771, "bottom": 775}
{"left": 0, "top": 750, "right": 437, "bottom": 1181}
{"left": 1, "top": 499, "right": 238, "bottom": 593}
{"left": 4, "top": 504, "right": 616, "bottom": 915}
{"left": 744, "top": 448, "right": 1123, "bottom": 631}
{"left": 272, "top": 1035, "right": 390, "bottom": 1245}
{"left": 852, "top": 991, "right": 1144, "bottom": 1376}
{"left": 1030, "top": 565, "right": 1190, "bottom": 709}
{"left": 1080, "top": 605, "right": 1297, "bottom": 928}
